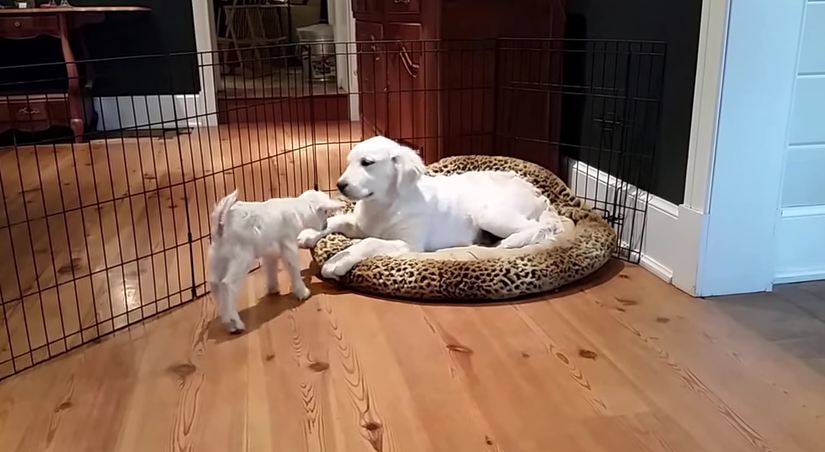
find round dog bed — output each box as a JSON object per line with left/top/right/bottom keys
{"left": 310, "top": 155, "right": 616, "bottom": 300}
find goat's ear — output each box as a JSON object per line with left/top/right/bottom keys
{"left": 318, "top": 198, "right": 346, "bottom": 215}
{"left": 392, "top": 146, "right": 425, "bottom": 190}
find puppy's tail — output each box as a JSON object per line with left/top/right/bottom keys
{"left": 211, "top": 190, "right": 239, "bottom": 239}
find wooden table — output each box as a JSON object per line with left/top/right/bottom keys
{"left": 0, "top": 6, "right": 150, "bottom": 142}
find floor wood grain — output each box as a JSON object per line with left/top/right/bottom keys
{"left": 0, "top": 261, "right": 823, "bottom": 452}
{"left": 0, "top": 122, "right": 361, "bottom": 374}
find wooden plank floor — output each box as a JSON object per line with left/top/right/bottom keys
{"left": 0, "top": 122, "right": 361, "bottom": 374}
{"left": 0, "top": 261, "right": 823, "bottom": 452}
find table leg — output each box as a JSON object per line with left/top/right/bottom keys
{"left": 58, "top": 13, "right": 84, "bottom": 143}
{"left": 287, "top": 2, "right": 292, "bottom": 43}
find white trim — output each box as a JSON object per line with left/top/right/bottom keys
{"left": 329, "top": 0, "right": 359, "bottom": 120}
{"left": 569, "top": 159, "right": 629, "bottom": 194}
{"left": 568, "top": 160, "right": 679, "bottom": 284}
{"left": 696, "top": 0, "right": 807, "bottom": 296}
{"left": 787, "top": 141, "right": 825, "bottom": 148}
{"left": 649, "top": 195, "right": 679, "bottom": 217}
{"left": 191, "top": 0, "right": 218, "bottom": 127}
{"left": 781, "top": 205, "right": 825, "bottom": 218}
{"left": 775, "top": 269, "right": 825, "bottom": 285}
{"left": 640, "top": 254, "right": 674, "bottom": 283}
{"left": 683, "top": 0, "right": 730, "bottom": 212}
{"left": 670, "top": 204, "right": 707, "bottom": 295}
{"left": 774, "top": 210, "right": 825, "bottom": 283}
{"left": 94, "top": 96, "right": 196, "bottom": 131}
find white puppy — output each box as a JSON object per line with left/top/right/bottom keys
{"left": 298, "top": 136, "right": 563, "bottom": 279}
{"left": 208, "top": 190, "right": 344, "bottom": 333}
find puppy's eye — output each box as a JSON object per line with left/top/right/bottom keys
{"left": 360, "top": 158, "right": 375, "bottom": 167}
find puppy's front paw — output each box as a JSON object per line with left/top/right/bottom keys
{"left": 321, "top": 260, "right": 351, "bottom": 280}
{"left": 293, "top": 284, "right": 311, "bottom": 301}
{"left": 298, "top": 229, "right": 321, "bottom": 248}
{"left": 320, "top": 262, "right": 338, "bottom": 280}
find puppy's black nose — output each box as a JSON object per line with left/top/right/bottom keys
{"left": 336, "top": 181, "right": 349, "bottom": 193}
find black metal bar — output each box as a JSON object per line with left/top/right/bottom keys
{"left": 0, "top": 38, "right": 667, "bottom": 380}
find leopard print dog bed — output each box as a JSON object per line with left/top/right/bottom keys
{"left": 309, "top": 155, "right": 616, "bottom": 300}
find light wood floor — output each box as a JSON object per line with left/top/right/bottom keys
{"left": 0, "top": 121, "right": 362, "bottom": 375}
{"left": 0, "top": 261, "right": 824, "bottom": 452}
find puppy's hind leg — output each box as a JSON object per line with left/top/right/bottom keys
{"left": 497, "top": 225, "right": 555, "bottom": 249}
{"left": 476, "top": 210, "right": 555, "bottom": 249}
{"left": 498, "top": 209, "right": 564, "bottom": 248}
{"left": 476, "top": 210, "right": 538, "bottom": 243}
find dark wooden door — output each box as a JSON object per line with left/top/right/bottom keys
{"left": 355, "top": 21, "right": 388, "bottom": 138}
{"left": 352, "top": 0, "right": 383, "bottom": 18}
{"left": 384, "top": 23, "right": 434, "bottom": 161}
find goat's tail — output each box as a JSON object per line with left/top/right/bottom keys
{"left": 211, "top": 190, "right": 239, "bottom": 239}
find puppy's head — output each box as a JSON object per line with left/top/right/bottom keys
{"left": 298, "top": 190, "right": 346, "bottom": 230}
{"left": 336, "top": 136, "right": 425, "bottom": 202}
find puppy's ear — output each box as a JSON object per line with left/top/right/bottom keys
{"left": 392, "top": 146, "right": 425, "bottom": 191}
{"left": 318, "top": 198, "right": 346, "bottom": 216}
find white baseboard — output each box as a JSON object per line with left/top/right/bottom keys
{"left": 774, "top": 269, "right": 825, "bottom": 285}
{"left": 640, "top": 254, "right": 674, "bottom": 282}
{"left": 568, "top": 161, "right": 679, "bottom": 285}
{"left": 781, "top": 204, "right": 825, "bottom": 218}
{"left": 649, "top": 194, "right": 680, "bottom": 217}
{"left": 94, "top": 93, "right": 218, "bottom": 132}
{"left": 774, "top": 207, "right": 825, "bottom": 284}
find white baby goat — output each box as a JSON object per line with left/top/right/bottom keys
{"left": 208, "top": 190, "right": 344, "bottom": 333}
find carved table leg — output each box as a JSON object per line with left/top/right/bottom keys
{"left": 57, "top": 13, "right": 84, "bottom": 143}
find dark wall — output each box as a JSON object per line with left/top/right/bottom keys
{"left": 0, "top": 0, "right": 199, "bottom": 96}
{"left": 565, "top": 0, "right": 702, "bottom": 204}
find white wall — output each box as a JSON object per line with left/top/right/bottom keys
{"left": 774, "top": 0, "right": 825, "bottom": 284}
{"left": 636, "top": 0, "right": 825, "bottom": 295}
{"left": 694, "top": 0, "right": 807, "bottom": 295}
{"left": 589, "top": 0, "right": 825, "bottom": 295}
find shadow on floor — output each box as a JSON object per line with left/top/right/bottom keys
{"left": 207, "top": 258, "right": 626, "bottom": 341}
{"left": 207, "top": 292, "right": 304, "bottom": 342}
